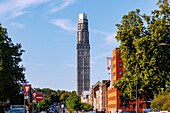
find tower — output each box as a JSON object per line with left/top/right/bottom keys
{"left": 76, "top": 13, "right": 90, "bottom": 96}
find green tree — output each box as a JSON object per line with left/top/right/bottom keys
{"left": 0, "top": 23, "right": 25, "bottom": 102}
{"left": 41, "top": 88, "right": 53, "bottom": 92}
{"left": 66, "top": 94, "right": 82, "bottom": 112}
{"left": 60, "top": 92, "right": 72, "bottom": 102}
{"left": 72, "top": 91, "right": 76, "bottom": 94}
{"left": 34, "top": 88, "right": 42, "bottom": 92}
{"left": 81, "top": 103, "right": 93, "bottom": 111}
{"left": 47, "top": 92, "right": 60, "bottom": 104}
{"left": 34, "top": 89, "right": 76, "bottom": 104}
{"left": 114, "top": 0, "right": 170, "bottom": 104}
{"left": 66, "top": 94, "right": 93, "bottom": 112}
{"left": 35, "top": 98, "right": 52, "bottom": 112}
{"left": 150, "top": 92, "right": 170, "bottom": 111}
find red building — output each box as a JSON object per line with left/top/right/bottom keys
{"left": 107, "top": 48, "right": 147, "bottom": 113}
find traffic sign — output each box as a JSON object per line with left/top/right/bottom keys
{"left": 24, "top": 84, "right": 31, "bottom": 95}
{"left": 32, "top": 100, "right": 36, "bottom": 103}
{"left": 107, "top": 67, "right": 110, "bottom": 70}
{"left": 32, "top": 92, "right": 37, "bottom": 100}
{"left": 24, "top": 96, "right": 29, "bottom": 99}
{"left": 36, "top": 94, "right": 43, "bottom": 102}
{"left": 21, "top": 81, "right": 29, "bottom": 84}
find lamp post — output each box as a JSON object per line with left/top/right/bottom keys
{"left": 158, "top": 43, "right": 170, "bottom": 91}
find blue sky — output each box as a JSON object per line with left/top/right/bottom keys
{"left": 0, "top": 0, "right": 158, "bottom": 91}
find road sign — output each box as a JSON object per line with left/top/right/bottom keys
{"left": 36, "top": 94, "right": 43, "bottom": 102}
{"left": 107, "top": 67, "right": 110, "bottom": 70}
{"left": 32, "top": 92, "right": 37, "bottom": 100}
{"left": 32, "top": 100, "right": 36, "bottom": 103}
{"left": 24, "top": 84, "right": 31, "bottom": 95}
{"left": 24, "top": 95, "right": 29, "bottom": 99}
{"left": 21, "top": 81, "right": 29, "bottom": 84}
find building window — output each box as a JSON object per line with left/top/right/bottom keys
{"left": 120, "top": 104, "right": 123, "bottom": 108}
{"left": 119, "top": 54, "right": 121, "bottom": 59}
{"left": 140, "top": 104, "right": 143, "bottom": 108}
{"left": 133, "top": 104, "right": 136, "bottom": 108}
{"left": 119, "top": 62, "right": 123, "bottom": 67}
{"left": 119, "top": 71, "right": 123, "bottom": 75}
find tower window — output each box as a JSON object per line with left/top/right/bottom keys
{"left": 81, "top": 50, "right": 84, "bottom": 55}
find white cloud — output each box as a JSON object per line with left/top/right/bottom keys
{"left": 106, "top": 33, "right": 118, "bottom": 45}
{"left": 10, "top": 23, "right": 24, "bottom": 29}
{"left": 50, "top": 19, "right": 76, "bottom": 31}
{"left": 0, "top": 0, "right": 76, "bottom": 19}
{"left": 90, "top": 29, "right": 109, "bottom": 35}
{"left": 50, "top": 0, "right": 75, "bottom": 13}
{"left": 95, "top": 52, "right": 112, "bottom": 60}
{"left": 0, "top": 0, "right": 50, "bottom": 19}
{"left": 90, "top": 29, "right": 119, "bottom": 47}
{"left": 63, "top": 64, "right": 76, "bottom": 67}
{"left": 98, "top": 33, "right": 120, "bottom": 48}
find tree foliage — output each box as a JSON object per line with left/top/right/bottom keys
{"left": 66, "top": 94, "right": 82, "bottom": 111}
{"left": 34, "top": 98, "right": 52, "bottom": 112}
{"left": 35, "top": 88, "right": 76, "bottom": 104}
{"left": 150, "top": 92, "right": 170, "bottom": 111}
{"left": 81, "top": 102, "right": 94, "bottom": 111}
{"left": 34, "top": 88, "right": 43, "bottom": 92}
{"left": 46, "top": 92, "right": 60, "bottom": 104}
{"left": 66, "top": 94, "right": 93, "bottom": 112}
{"left": 0, "top": 23, "right": 25, "bottom": 102}
{"left": 60, "top": 92, "right": 72, "bottom": 102}
{"left": 114, "top": 0, "right": 170, "bottom": 103}
{"left": 41, "top": 88, "right": 53, "bottom": 92}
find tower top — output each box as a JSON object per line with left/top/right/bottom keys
{"left": 79, "top": 13, "right": 87, "bottom": 19}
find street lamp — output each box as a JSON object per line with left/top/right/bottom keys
{"left": 158, "top": 43, "right": 170, "bottom": 46}
{"left": 158, "top": 43, "right": 170, "bottom": 91}
{"left": 125, "top": 67, "right": 137, "bottom": 113}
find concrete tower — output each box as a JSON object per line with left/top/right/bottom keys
{"left": 76, "top": 13, "right": 90, "bottom": 96}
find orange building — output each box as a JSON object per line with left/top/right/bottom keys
{"left": 107, "top": 48, "right": 147, "bottom": 113}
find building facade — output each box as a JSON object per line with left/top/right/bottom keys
{"left": 108, "top": 48, "right": 124, "bottom": 113}
{"left": 108, "top": 48, "right": 147, "bottom": 113}
{"left": 92, "top": 81, "right": 102, "bottom": 111}
{"left": 77, "top": 13, "right": 90, "bottom": 96}
{"left": 102, "top": 80, "right": 110, "bottom": 113}
{"left": 81, "top": 91, "right": 91, "bottom": 104}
